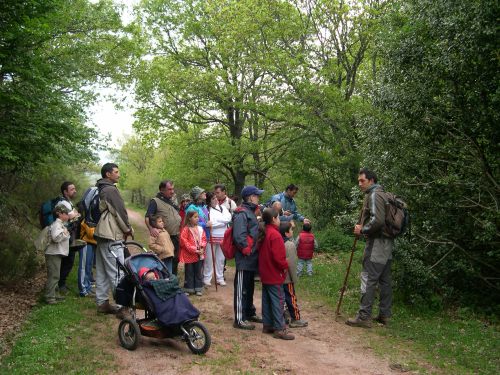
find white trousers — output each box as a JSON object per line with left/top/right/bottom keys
{"left": 203, "top": 242, "right": 225, "bottom": 284}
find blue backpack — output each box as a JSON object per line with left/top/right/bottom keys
{"left": 39, "top": 197, "right": 63, "bottom": 228}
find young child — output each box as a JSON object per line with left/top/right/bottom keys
{"left": 295, "top": 223, "right": 318, "bottom": 276}
{"left": 280, "top": 222, "right": 308, "bottom": 328}
{"left": 258, "top": 208, "right": 294, "bottom": 340}
{"left": 179, "top": 209, "right": 207, "bottom": 296}
{"left": 44, "top": 203, "right": 73, "bottom": 304}
{"left": 138, "top": 267, "right": 160, "bottom": 283}
{"left": 149, "top": 215, "right": 175, "bottom": 274}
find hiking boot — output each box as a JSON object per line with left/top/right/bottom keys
{"left": 248, "top": 314, "right": 263, "bottom": 323}
{"left": 115, "top": 307, "right": 131, "bottom": 320}
{"left": 374, "top": 316, "right": 390, "bottom": 326}
{"left": 289, "top": 319, "right": 308, "bottom": 328}
{"left": 273, "top": 328, "right": 295, "bottom": 340}
{"left": 58, "top": 285, "right": 69, "bottom": 295}
{"left": 346, "top": 315, "right": 372, "bottom": 328}
{"left": 46, "top": 299, "right": 58, "bottom": 305}
{"left": 262, "top": 325, "right": 275, "bottom": 334}
{"left": 55, "top": 295, "right": 66, "bottom": 301}
{"left": 217, "top": 280, "right": 227, "bottom": 286}
{"left": 233, "top": 320, "right": 255, "bottom": 330}
{"left": 195, "top": 291, "right": 203, "bottom": 296}
{"left": 97, "top": 301, "right": 120, "bottom": 314}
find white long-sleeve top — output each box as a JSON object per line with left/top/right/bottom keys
{"left": 45, "top": 218, "right": 70, "bottom": 256}
{"left": 209, "top": 205, "right": 232, "bottom": 238}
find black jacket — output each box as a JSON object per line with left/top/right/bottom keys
{"left": 232, "top": 202, "right": 259, "bottom": 271}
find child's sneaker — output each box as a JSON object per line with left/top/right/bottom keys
{"left": 290, "top": 319, "right": 308, "bottom": 328}
{"left": 273, "top": 329, "right": 295, "bottom": 340}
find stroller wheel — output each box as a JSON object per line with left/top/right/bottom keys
{"left": 184, "top": 321, "right": 211, "bottom": 355}
{"left": 118, "top": 318, "right": 140, "bottom": 350}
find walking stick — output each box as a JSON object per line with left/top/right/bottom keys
{"left": 208, "top": 213, "right": 218, "bottom": 292}
{"left": 335, "top": 207, "right": 364, "bottom": 321}
{"left": 335, "top": 235, "right": 359, "bottom": 320}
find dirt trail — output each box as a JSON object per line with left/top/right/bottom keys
{"left": 107, "top": 209, "right": 398, "bottom": 374}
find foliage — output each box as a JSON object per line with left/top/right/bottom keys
{"left": 131, "top": 0, "right": 306, "bottom": 193}
{"left": 0, "top": 160, "right": 95, "bottom": 283}
{"left": 313, "top": 224, "right": 358, "bottom": 253}
{"left": 0, "top": 0, "right": 131, "bottom": 175}
{"left": 361, "top": 0, "right": 500, "bottom": 307}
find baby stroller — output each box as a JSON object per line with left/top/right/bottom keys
{"left": 110, "top": 241, "right": 211, "bottom": 355}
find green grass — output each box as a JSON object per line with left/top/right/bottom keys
{"left": 0, "top": 258, "right": 116, "bottom": 375}
{"left": 297, "top": 248, "right": 500, "bottom": 374}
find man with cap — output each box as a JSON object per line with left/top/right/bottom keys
{"left": 233, "top": 185, "right": 264, "bottom": 330}
{"left": 145, "top": 180, "right": 182, "bottom": 275}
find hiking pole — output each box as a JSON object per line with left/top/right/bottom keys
{"left": 335, "top": 207, "right": 364, "bottom": 321}
{"left": 335, "top": 235, "right": 359, "bottom": 321}
{"left": 208, "top": 214, "right": 218, "bottom": 292}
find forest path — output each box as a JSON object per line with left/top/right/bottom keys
{"left": 108, "top": 208, "right": 400, "bottom": 374}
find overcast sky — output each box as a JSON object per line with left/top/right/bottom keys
{"left": 89, "top": 0, "right": 139, "bottom": 163}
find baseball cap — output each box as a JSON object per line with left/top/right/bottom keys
{"left": 241, "top": 185, "right": 264, "bottom": 198}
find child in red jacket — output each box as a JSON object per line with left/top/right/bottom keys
{"left": 179, "top": 209, "right": 207, "bottom": 296}
{"left": 258, "top": 208, "right": 294, "bottom": 340}
{"left": 295, "top": 223, "right": 318, "bottom": 276}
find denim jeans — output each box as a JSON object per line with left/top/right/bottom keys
{"left": 78, "top": 244, "right": 95, "bottom": 296}
{"left": 297, "top": 258, "right": 313, "bottom": 276}
{"left": 184, "top": 260, "right": 203, "bottom": 293}
{"left": 262, "top": 284, "right": 286, "bottom": 330}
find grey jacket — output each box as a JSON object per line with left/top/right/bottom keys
{"left": 94, "top": 178, "right": 132, "bottom": 241}
{"left": 232, "top": 202, "right": 259, "bottom": 272}
{"left": 284, "top": 239, "right": 298, "bottom": 284}
{"left": 360, "top": 184, "right": 393, "bottom": 265}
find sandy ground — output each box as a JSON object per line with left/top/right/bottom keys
{"left": 107, "top": 209, "right": 399, "bottom": 374}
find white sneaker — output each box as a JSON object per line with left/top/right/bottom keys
{"left": 217, "top": 280, "right": 227, "bottom": 286}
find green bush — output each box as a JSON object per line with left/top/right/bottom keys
{"left": 0, "top": 228, "right": 40, "bottom": 284}
{"left": 314, "top": 225, "right": 357, "bottom": 253}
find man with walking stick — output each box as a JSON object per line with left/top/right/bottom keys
{"left": 345, "top": 168, "right": 394, "bottom": 328}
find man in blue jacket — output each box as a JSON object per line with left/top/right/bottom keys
{"left": 270, "top": 184, "right": 310, "bottom": 224}
{"left": 232, "top": 185, "right": 264, "bottom": 330}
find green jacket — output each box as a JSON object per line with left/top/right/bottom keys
{"left": 359, "top": 184, "right": 394, "bottom": 265}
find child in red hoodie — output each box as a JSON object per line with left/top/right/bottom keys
{"left": 258, "top": 208, "right": 294, "bottom": 340}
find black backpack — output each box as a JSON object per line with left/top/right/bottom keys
{"left": 79, "top": 187, "right": 101, "bottom": 227}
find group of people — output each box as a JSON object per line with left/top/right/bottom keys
{"left": 41, "top": 163, "right": 394, "bottom": 341}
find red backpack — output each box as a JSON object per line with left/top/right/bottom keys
{"left": 221, "top": 208, "right": 253, "bottom": 259}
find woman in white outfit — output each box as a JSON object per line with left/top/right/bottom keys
{"left": 204, "top": 192, "right": 232, "bottom": 286}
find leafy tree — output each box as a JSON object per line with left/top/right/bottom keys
{"left": 132, "top": 0, "right": 308, "bottom": 194}
{"left": 362, "top": 0, "right": 499, "bottom": 308}
{"left": 0, "top": 0, "right": 130, "bottom": 176}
